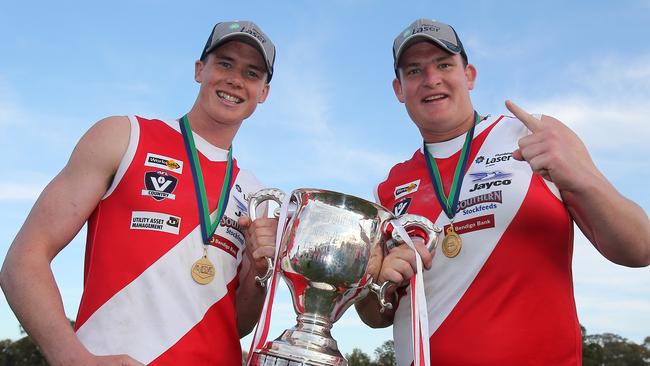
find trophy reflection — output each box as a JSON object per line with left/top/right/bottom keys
{"left": 248, "top": 188, "right": 440, "bottom": 366}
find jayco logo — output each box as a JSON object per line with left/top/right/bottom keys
{"left": 469, "top": 179, "right": 511, "bottom": 192}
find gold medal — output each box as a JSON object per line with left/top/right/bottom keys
{"left": 181, "top": 115, "right": 232, "bottom": 286}
{"left": 442, "top": 225, "right": 462, "bottom": 258}
{"left": 191, "top": 248, "right": 215, "bottom": 285}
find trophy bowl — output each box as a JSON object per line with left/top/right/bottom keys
{"left": 248, "top": 188, "right": 439, "bottom": 366}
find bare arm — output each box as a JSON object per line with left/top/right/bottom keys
{"left": 563, "top": 171, "right": 650, "bottom": 267}
{"left": 0, "top": 116, "right": 143, "bottom": 366}
{"left": 235, "top": 216, "right": 278, "bottom": 337}
{"left": 507, "top": 100, "right": 650, "bottom": 267}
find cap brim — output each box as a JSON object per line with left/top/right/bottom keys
{"left": 204, "top": 33, "right": 273, "bottom": 81}
{"left": 394, "top": 34, "right": 461, "bottom": 70}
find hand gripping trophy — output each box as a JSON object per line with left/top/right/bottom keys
{"left": 247, "top": 188, "right": 441, "bottom": 366}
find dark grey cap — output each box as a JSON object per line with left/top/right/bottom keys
{"left": 200, "top": 21, "right": 276, "bottom": 83}
{"left": 393, "top": 19, "right": 467, "bottom": 72}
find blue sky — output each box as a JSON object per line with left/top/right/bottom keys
{"left": 1, "top": 0, "right": 649, "bottom": 356}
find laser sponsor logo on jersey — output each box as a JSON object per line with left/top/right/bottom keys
{"left": 144, "top": 153, "right": 183, "bottom": 173}
{"left": 236, "top": 184, "right": 254, "bottom": 202}
{"left": 393, "top": 197, "right": 412, "bottom": 216}
{"left": 394, "top": 179, "right": 421, "bottom": 199}
{"left": 474, "top": 152, "right": 512, "bottom": 167}
{"left": 130, "top": 211, "right": 181, "bottom": 234}
{"left": 142, "top": 170, "right": 178, "bottom": 201}
{"left": 456, "top": 190, "right": 503, "bottom": 215}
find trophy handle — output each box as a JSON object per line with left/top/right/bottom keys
{"left": 368, "top": 281, "right": 395, "bottom": 313}
{"left": 386, "top": 214, "right": 442, "bottom": 252}
{"left": 248, "top": 188, "right": 286, "bottom": 220}
{"left": 370, "top": 215, "right": 441, "bottom": 312}
{"left": 248, "top": 188, "right": 286, "bottom": 287}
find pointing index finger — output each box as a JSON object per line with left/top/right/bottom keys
{"left": 506, "top": 100, "right": 542, "bottom": 133}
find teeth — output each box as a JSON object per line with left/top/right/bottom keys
{"left": 424, "top": 95, "right": 445, "bottom": 102}
{"left": 217, "top": 91, "right": 242, "bottom": 104}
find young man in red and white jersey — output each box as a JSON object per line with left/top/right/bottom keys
{"left": 0, "top": 21, "right": 279, "bottom": 366}
{"left": 355, "top": 18, "right": 650, "bottom": 366}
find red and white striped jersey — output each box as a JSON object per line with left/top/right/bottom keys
{"left": 376, "top": 115, "right": 581, "bottom": 366}
{"left": 75, "top": 116, "right": 263, "bottom": 365}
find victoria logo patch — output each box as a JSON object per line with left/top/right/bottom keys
{"left": 142, "top": 170, "right": 178, "bottom": 201}
{"left": 393, "top": 197, "right": 412, "bottom": 216}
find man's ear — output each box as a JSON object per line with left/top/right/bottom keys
{"left": 194, "top": 59, "right": 205, "bottom": 83}
{"left": 465, "top": 63, "right": 477, "bottom": 91}
{"left": 257, "top": 84, "right": 270, "bottom": 104}
{"left": 392, "top": 77, "right": 405, "bottom": 103}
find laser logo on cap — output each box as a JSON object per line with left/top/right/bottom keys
{"left": 241, "top": 25, "right": 267, "bottom": 44}
{"left": 412, "top": 25, "right": 441, "bottom": 35}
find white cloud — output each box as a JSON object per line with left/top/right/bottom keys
{"left": 530, "top": 95, "right": 650, "bottom": 151}
{"left": 0, "top": 182, "right": 46, "bottom": 201}
{"left": 575, "top": 54, "right": 650, "bottom": 90}
{"left": 572, "top": 230, "right": 650, "bottom": 342}
{"left": 309, "top": 140, "right": 401, "bottom": 187}
{"left": 267, "top": 36, "right": 333, "bottom": 135}
{"left": 465, "top": 33, "right": 533, "bottom": 63}
{"left": 0, "top": 76, "right": 24, "bottom": 133}
{"left": 243, "top": 34, "right": 406, "bottom": 194}
{"left": 520, "top": 53, "right": 650, "bottom": 153}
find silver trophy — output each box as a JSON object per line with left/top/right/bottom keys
{"left": 248, "top": 188, "right": 441, "bottom": 366}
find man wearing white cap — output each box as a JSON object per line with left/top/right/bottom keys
{"left": 356, "top": 18, "right": 650, "bottom": 366}
{"left": 1, "top": 20, "right": 278, "bottom": 365}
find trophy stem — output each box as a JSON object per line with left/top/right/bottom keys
{"left": 295, "top": 313, "right": 333, "bottom": 337}
{"left": 250, "top": 313, "right": 346, "bottom": 366}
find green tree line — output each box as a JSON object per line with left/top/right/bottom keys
{"left": 2, "top": 324, "right": 649, "bottom": 365}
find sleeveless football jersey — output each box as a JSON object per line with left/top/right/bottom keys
{"left": 75, "top": 116, "right": 263, "bottom": 365}
{"left": 376, "top": 115, "right": 581, "bottom": 366}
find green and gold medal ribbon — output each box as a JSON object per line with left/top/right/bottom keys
{"left": 179, "top": 114, "right": 233, "bottom": 245}
{"left": 423, "top": 111, "right": 480, "bottom": 219}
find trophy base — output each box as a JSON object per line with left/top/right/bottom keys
{"left": 250, "top": 352, "right": 333, "bottom": 366}
{"left": 249, "top": 327, "right": 347, "bottom": 366}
